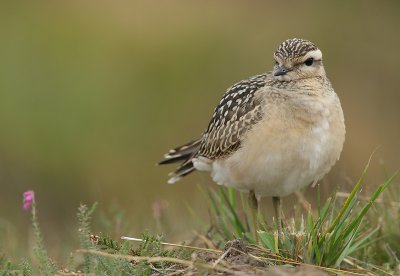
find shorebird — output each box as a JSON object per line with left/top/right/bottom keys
{"left": 159, "top": 38, "right": 345, "bottom": 235}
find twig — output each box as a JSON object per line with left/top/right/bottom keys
{"left": 212, "top": 247, "right": 231, "bottom": 268}
{"left": 77, "top": 249, "right": 242, "bottom": 275}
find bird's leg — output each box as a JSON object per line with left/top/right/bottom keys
{"left": 272, "top": 196, "right": 282, "bottom": 236}
{"left": 248, "top": 190, "right": 259, "bottom": 243}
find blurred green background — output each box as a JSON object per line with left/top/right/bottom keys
{"left": 1, "top": 0, "right": 399, "bottom": 260}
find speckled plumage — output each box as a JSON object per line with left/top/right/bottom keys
{"left": 159, "top": 38, "right": 345, "bottom": 199}
{"left": 199, "top": 73, "right": 267, "bottom": 159}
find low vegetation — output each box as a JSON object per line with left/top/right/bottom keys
{"left": 1, "top": 162, "right": 399, "bottom": 275}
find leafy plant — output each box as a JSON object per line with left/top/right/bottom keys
{"left": 30, "top": 198, "right": 58, "bottom": 275}
{"left": 77, "top": 202, "right": 98, "bottom": 273}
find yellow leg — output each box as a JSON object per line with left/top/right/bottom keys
{"left": 248, "top": 190, "right": 259, "bottom": 243}
{"left": 272, "top": 196, "right": 282, "bottom": 235}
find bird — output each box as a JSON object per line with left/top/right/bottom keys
{"left": 158, "top": 38, "right": 345, "bottom": 236}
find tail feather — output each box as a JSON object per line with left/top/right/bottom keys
{"left": 167, "top": 161, "right": 195, "bottom": 184}
{"left": 158, "top": 139, "right": 201, "bottom": 165}
{"left": 158, "top": 138, "right": 201, "bottom": 183}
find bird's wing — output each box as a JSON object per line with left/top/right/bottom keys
{"left": 197, "top": 73, "right": 268, "bottom": 159}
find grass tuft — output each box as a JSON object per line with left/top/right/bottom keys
{"left": 202, "top": 164, "right": 398, "bottom": 273}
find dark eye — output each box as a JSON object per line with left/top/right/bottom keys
{"left": 304, "top": 58, "right": 314, "bottom": 66}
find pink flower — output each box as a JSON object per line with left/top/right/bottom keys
{"left": 23, "top": 190, "right": 35, "bottom": 210}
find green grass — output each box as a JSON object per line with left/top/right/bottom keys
{"left": 0, "top": 164, "right": 398, "bottom": 275}
{"left": 202, "top": 169, "right": 399, "bottom": 274}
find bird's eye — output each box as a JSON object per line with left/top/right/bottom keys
{"left": 304, "top": 58, "right": 314, "bottom": 66}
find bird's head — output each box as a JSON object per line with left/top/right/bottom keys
{"left": 273, "top": 38, "right": 325, "bottom": 81}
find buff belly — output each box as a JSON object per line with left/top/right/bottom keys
{"left": 194, "top": 110, "right": 345, "bottom": 197}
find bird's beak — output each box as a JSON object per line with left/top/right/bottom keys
{"left": 274, "top": 66, "right": 291, "bottom": 76}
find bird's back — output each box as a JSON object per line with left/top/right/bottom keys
{"left": 158, "top": 73, "right": 269, "bottom": 183}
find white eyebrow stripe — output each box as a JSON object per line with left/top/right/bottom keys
{"left": 304, "top": 49, "right": 322, "bottom": 60}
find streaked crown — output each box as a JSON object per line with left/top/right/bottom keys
{"left": 274, "top": 38, "right": 318, "bottom": 61}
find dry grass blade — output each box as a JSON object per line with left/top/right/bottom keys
{"left": 244, "top": 245, "right": 370, "bottom": 276}
{"left": 121, "top": 236, "right": 222, "bottom": 253}
{"left": 77, "top": 249, "right": 245, "bottom": 275}
{"left": 345, "top": 256, "right": 394, "bottom": 276}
